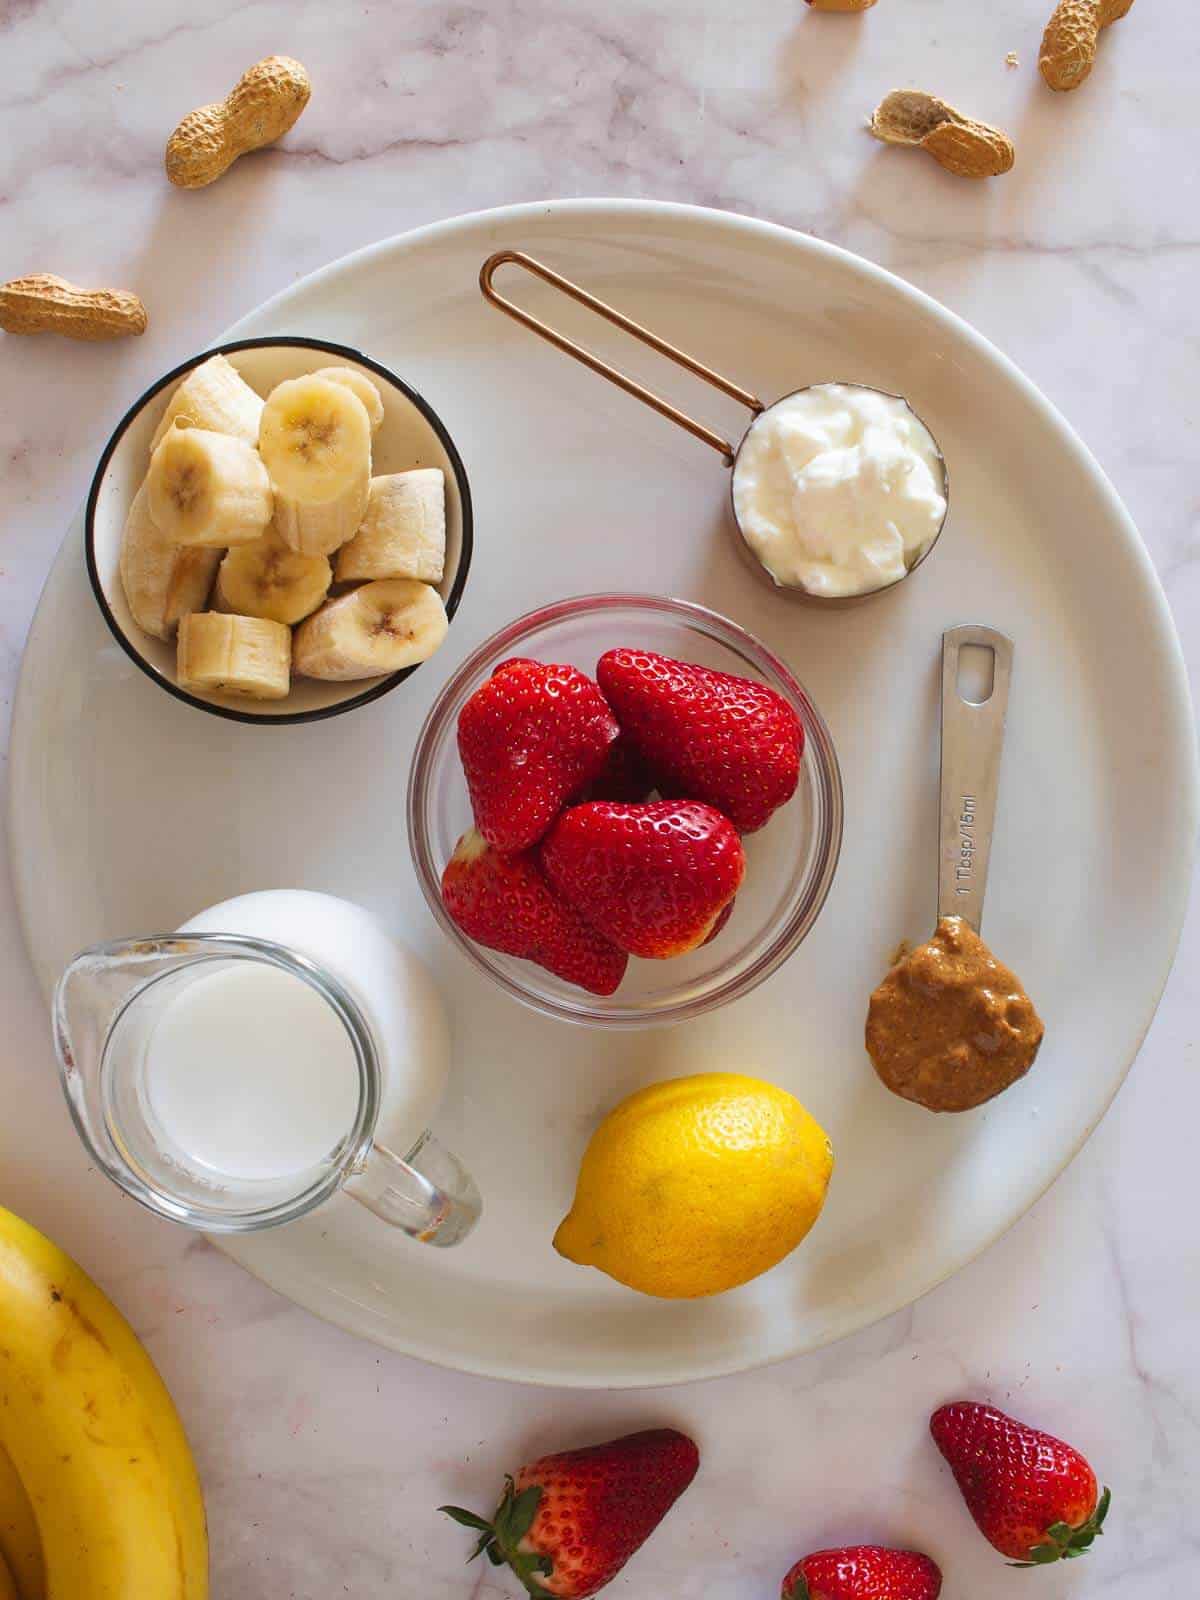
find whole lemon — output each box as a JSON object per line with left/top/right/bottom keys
{"left": 553, "top": 1072, "right": 834, "bottom": 1298}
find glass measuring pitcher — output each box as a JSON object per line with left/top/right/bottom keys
{"left": 53, "top": 933, "right": 481, "bottom": 1244}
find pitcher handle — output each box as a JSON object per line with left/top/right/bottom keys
{"left": 344, "top": 1131, "right": 481, "bottom": 1246}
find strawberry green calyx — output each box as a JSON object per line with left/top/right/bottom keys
{"left": 441, "top": 1478, "right": 554, "bottom": 1596}
{"left": 1010, "top": 1486, "right": 1112, "bottom": 1567}
{"left": 783, "top": 1579, "right": 812, "bottom": 1600}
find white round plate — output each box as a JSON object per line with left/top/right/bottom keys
{"left": 10, "top": 201, "right": 1196, "bottom": 1387}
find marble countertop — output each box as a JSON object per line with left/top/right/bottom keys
{"left": 2, "top": 1, "right": 1197, "bottom": 1595}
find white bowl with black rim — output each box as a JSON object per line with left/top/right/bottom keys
{"left": 86, "top": 335, "right": 473, "bottom": 725}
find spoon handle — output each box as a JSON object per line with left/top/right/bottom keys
{"left": 938, "top": 624, "right": 1014, "bottom": 933}
{"left": 480, "top": 250, "right": 762, "bottom": 464}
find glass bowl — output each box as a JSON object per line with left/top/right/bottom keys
{"left": 407, "top": 594, "right": 843, "bottom": 1027}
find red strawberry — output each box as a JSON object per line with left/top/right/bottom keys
{"left": 441, "top": 1427, "right": 699, "bottom": 1598}
{"left": 702, "top": 896, "right": 736, "bottom": 945}
{"left": 596, "top": 648, "right": 803, "bottom": 833}
{"left": 930, "top": 1402, "right": 1110, "bottom": 1565}
{"left": 491, "top": 662, "right": 651, "bottom": 804}
{"left": 542, "top": 800, "right": 745, "bottom": 958}
{"left": 458, "top": 661, "right": 619, "bottom": 852}
{"left": 782, "top": 1546, "right": 942, "bottom": 1600}
{"left": 573, "top": 735, "right": 655, "bottom": 805}
{"left": 441, "top": 829, "right": 627, "bottom": 996}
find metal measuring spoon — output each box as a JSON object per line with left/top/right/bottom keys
{"left": 480, "top": 250, "right": 949, "bottom": 605}
{"left": 937, "top": 624, "right": 1013, "bottom": 931}
{"left": 866, "top": 625, "right": 1044, "bottom": 1113}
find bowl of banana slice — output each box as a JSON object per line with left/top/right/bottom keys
{"left": 86, "top": 336, "right": 473, "bottom": 723}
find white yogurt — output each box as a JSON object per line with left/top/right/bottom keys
{"left": 731, "top": 383, "right": 947, "bottom": 598}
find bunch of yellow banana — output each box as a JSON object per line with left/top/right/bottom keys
{"left": 0, "top": 1207, "right": 208, "bottom": 1598}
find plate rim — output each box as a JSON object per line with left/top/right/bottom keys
{"left": 10, "top": 197, "right": 1199, "bottom": 1387}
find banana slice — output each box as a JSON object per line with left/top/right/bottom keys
{"left": 273, "top": 490, "right": 369, "bottom": 557}
{"left": 119, "top": 482, "right": 220, "bottom": 640}
{"left": 293, "top": 578, "right": 447, "bottom": 680}
{"left": 313, "top": 365, "right": 385, "bottom": 434}
{"left": 334, "top": 469, "right": 446, "bottom": 584}
{"left": 259, "top": 375, "right": 371, "bottom": 556}
{"left": 150, "top": 352, "right": 263, "bottom": 452}
{"left": 177, "top": 612, "right": 291, "bottom": 699}
{"left": 259, "top": 378, "right": 371, "bottom": 497}
{"left": 215, "top": 523, "right": 331, "bottom": 625}
{"left": 147, "top": 420, "right": 273, "bottom": 548}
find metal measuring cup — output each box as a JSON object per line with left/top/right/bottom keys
{"left": 480, "top": 251, "right": 950, "bottom": 606}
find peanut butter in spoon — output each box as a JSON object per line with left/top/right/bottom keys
{"left": 868, "top": 628, "right": 1044, "bottom": 1112}
{"left": 866, "top": 915, "right": 1044, "bottom": 1112}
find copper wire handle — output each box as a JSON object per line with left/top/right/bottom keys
{"left": 479, "top": 251, "right": 763, "bottom": 464}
